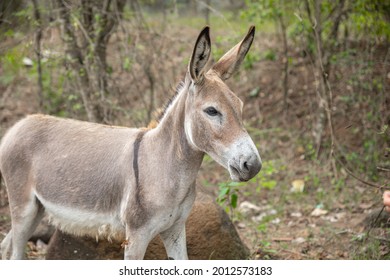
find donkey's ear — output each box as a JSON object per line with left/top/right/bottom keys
{"left": 211, "top": 26, "right": 255, "bottom": 81}
{"left": 189, "top": 26, "right": 211, "bottom": 83}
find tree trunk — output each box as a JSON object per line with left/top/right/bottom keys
{"left": 305, "top": 0, "right": 327, "bottom": 157}
{"left": 56, "top": 0, "right": 126, "bottom": 123}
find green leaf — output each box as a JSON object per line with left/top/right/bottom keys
{"left": 218, "top": 186, "right": 230, "bottom": 198}
{"left": 227, "top": 181, "right": 245, "bottom": 188}
{"left": 123, "top": 57, "right": 132, "bottom": 71}
{"left": 230, "top": 193, "right": 238, "bottom": 209}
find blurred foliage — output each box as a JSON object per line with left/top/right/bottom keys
{"left": 241, "top": 0, "right": 389, "bottom": 182}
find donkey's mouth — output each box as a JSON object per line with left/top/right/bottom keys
{"left": 228, "top": 165, "right": 247, "bottom": 182}
{"left": 228, "top": 157, "right": 262, "bottom": 182}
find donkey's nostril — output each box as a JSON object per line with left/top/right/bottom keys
{"left": 242, "top": 156, "right": 262, "bottom": 178}
{"left": 242, "top": 161, "right": 249, "bottom": 172}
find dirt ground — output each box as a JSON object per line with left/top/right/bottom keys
{"left": 0, "top": 22, "right": 389, "bottom": 260}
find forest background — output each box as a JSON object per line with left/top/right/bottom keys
{"left": 0, "top": 0, "right": 389, "bottom": 259}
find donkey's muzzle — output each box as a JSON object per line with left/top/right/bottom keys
{"left": 228, "top": 154, "right": 262, "bottom": 182}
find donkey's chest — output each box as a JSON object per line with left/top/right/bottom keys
{"left": 149, "top": 182, "right": 196, "bottom": 226}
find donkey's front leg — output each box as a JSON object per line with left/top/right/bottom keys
{"left": 160, "top": 222, "right": 188, "bottom": 260}
{"left": 124, "top": 227, "right": 154, "bottom": 260}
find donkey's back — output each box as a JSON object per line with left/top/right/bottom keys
{"left": 0, "top": 115, "right": 138, "bottom": 201}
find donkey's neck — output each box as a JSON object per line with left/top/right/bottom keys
{"left": 149, "top": 79, "right": 204, "bottom": 176}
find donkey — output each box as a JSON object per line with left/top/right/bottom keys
{"left": 0, "top": 26, "right": 261, "bottom": 260}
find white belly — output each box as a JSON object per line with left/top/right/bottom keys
{"left": 35, "top": 193, "right": 125, "bottom": 241}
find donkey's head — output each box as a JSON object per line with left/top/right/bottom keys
{"left": 184, "top": 26, "right": 262, "bottom": 182}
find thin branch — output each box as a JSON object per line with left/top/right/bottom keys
{"left": 277, "top": 8, "right": 289, "bottom": 116}
{"left": 32, "top": 0, "right": 44, "bottom": 110}
{"left": 195, "top": 0, "right": 235, "bottom": 32}
{"left": 69, "top": 11, "right": 95, "bottom": 47}
{"left": 366, "top": 206, "right": 386, "bottom": 238}
{"left": 81, "top": 0, "right": 94, "bottom": 48}
{"left": 334, "top": 153, "right": 390, "bottom": 190}
{"left": 377, "top": 166, "right": 390, "bottom": 172}
{"left": 300, "top": 1, "right": 389, "bottom": 191}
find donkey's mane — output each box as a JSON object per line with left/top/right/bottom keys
{"left": 156, "top": 80, "right": 185, "bottom": 123}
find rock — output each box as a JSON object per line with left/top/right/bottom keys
{"left": 251, "top": 208, "right": 277, "bottom": 223}
{"left": 290, "top": 179, "right": 305, "bottom": 193}
{"left": 45, "top": 230, "right": 121, "bottom": 260}
{"left": 310, "top": 208, "right": 328, "bottom": 217}
{"left": 239, "top": 201, "right": 262, "bottom": 215}
{"left": 252, "top": 213, "right": 267, "bottom": 223}
{"left": 322, "top": 212, "right": 346, "bottom": 223}
{"left": 45, "top": 186, "right": 249, "bottom": 260}
{"left": 292, "top": 237, "right": 306, "bottom": 244}
{"left": 22, "top": 57, "right": 33, "bottom": 67}
{"left": 290, "top": 212, "right": 302, "bottom": 218}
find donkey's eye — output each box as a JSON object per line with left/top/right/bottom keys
{"left": 204, "top": 107, "right": 219, "bottom": 116}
